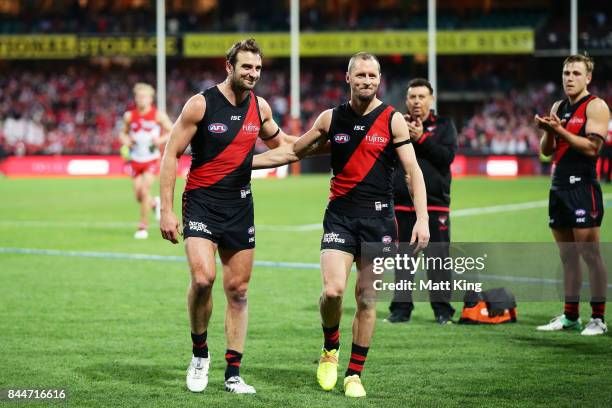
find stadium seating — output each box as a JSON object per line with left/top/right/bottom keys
{"left": 0, "top": 62, "right": 611, "bottom": 156}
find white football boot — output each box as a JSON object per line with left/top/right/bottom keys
{"left": 134, "top": 229, "right": 148, "bottom": 239}
{"left": 186, "top": 355, "right": 210, "bottom": 392}
{"left": 580, "top": 318, "right": 608, "bottom": 336}
{"left": 224, "top": 376, "right": 256, "bottom": 394}
{"left": 536, "top": 314, "right": 582, "bottom": 331}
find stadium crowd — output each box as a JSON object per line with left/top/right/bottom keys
{"left": 458, "top": 82, "right": 612, "bottom": 154}
{"left": 1, "top": 64, "right": 611, "bottom": 156}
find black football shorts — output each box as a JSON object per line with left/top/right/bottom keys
{"left": 549, "top": 183, "right": 604, "bottom": 229}
{"left": 182, "top": 190, "right": 255, "bottom": 250}
{"left": 321, "top": 209, "right": 397, "bottom": 256}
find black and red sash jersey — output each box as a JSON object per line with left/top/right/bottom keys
{"left": 327, "top": 102, "right": 397, "bottom": 217}
{"left": 552, "top": 94, "right": 598, "bottom": 188}
{"left": 185, "top": 86, "right": 262, "bottom": 200}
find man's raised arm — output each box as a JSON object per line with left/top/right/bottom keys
{"left": 252, "top": 109, "right": 332, "bottom": 169}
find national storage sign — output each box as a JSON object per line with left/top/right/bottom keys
{"left": 0, "top": 30, "right": 533, "bottom": 59}
{"left": 0, "top": 35, "right": 178, "bottom": 58}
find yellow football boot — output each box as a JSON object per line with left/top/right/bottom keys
{"left": 343, "top": 374, "right": 366, "bottom": 398}
{"left": 316, "top": 349, "right": 339, "bottom": 391}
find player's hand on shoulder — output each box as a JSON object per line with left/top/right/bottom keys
{"left": 160, "top": 211, "right": 181, "bottom": 244}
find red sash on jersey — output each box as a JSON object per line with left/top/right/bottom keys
{"left": 554, "top": 95, "right": 596, "bottom": 164}
{"left": 185, "top": 91, "right": 259, "bottom": 191}
{"left": 329, "top": 106, "right": 394, "bottom": 201}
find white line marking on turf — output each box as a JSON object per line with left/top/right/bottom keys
{"left": 0, "top": 220, "right": 322, "bottom": 232}
{"left": 453, "top": 193, "right": 612, "bottom": 217}
{"left": 0, "top": 194, "right": 610, "bottom": 231}
{"left": 0, "top": 247, "right": 321, "bottom": 270}
{"left": 2, "top": 246, "right": 611, "bottom": 288}
{"left": 0, "top": 220, "right": 137, "bottom": 229}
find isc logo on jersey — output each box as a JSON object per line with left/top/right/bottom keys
{"left": 208, "top": 123, "right": 228, "bottom": 133}
{"left": 334, "top": 134, "right": 350, "bottom": 143}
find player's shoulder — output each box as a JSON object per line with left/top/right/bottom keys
{"left": 586, "top": 96, "right": 610, "bottom": 118}
{"left": 312, "top": 109, "right": 333, "bottom": 132}
{"left": 255, "top": 95, "right": 271, "bottom": 112}
{"left": 551, "top": 99, "right": 565, "bottom": 114}
{"left": 181, "top": 93, "right": 206, "bottom": 122}
{"left": 389, "top": 109, "right": 406, "bottom": 125}
{"left": 587, "top": 95, "right": 609, "bottom": 109}
{"left": 318, "top": 108, "right": 334, "bottom": 122}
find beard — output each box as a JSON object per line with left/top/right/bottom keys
{"left": 231, "top": 74, "right": 256, "bottom": 91}
{"left": 356, "top": 91, "right": 376, "bottom": 102}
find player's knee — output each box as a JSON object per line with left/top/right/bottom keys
{"left": 322, "top": 285, "right": 344, "bottom": 300}
{"left": 225, "top": 282, "right": 249, "bottom": 305}
{"left": 190, "top": 273, "right": 215, "bottom": 293}
{"left": 579, "top": 245, "right": 601, "bottom": 266}
{"left": 558, "top": 245, "right": 578, "bottom": 264}
{"left": 355, "top": 296, "right": 376, "bottom": 311}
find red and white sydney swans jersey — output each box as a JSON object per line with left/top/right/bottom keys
{"left": 129, "top": 107, "right": 161, "bottom": 162}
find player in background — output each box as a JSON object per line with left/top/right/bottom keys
{"left": 119, "top": 83, "right": 173, "bottom": 239}
{"left": 159, "top": 39, "right": 296, "bottom": 394}
{"left": 536, "top": 54, "right": 610, "bottom": 336}
{"left": 598, "top": 118, "right": 612, "bottom": 183}
{"left": 253, "top": 52, "right": 429, "bottom": 397}
{"left": 385, "top": 78, "right": 458, "bottom": 325}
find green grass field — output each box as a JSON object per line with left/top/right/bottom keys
{"left": 1, "top": 176, "right": 611, "bottom": 407}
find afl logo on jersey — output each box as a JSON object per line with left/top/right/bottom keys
{"left": 333, "top": 134, "right": 351, "bottom": 143}
{"left": 208, "top": 123, "right": 228, "bottom": 133}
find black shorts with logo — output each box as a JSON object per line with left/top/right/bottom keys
{"left": 182, "top": 189, "right": 255, "bottom": 250}
{"left": 549, "top": 182, "right": 604, "bottom": 229}
{"left": 321, "top": 209, "right": 397, "bottom": 256}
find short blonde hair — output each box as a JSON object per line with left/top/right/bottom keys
{"left": 347, "top": 52, "right": 381, "bottom": 74}
{"left": 133, "top": 82, "right": 155, "bottom": 96}
{"left": 563, "top": 54, "right": 594, "bottom": 74}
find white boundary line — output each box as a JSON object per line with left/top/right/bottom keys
{"left": 453, "top": 193, "right": 612, "bottom": 217}
{"left": 0, "top": 194, "right": 610, "bottom": 231}
{"left": 0, "top": 247, "right": 321, "bottom": 270}
{"left": 2, "top": 246, "right": 611, "bottom": 288}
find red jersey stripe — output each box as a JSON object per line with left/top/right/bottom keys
{"left": 329, "top": 106, "right": 394, "bottom": 201}
{"left": 554, "top": 95, "right": 595, "bottom": 164}
{"left": 185, "top": 92, "right": 259, "bottom": 191}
